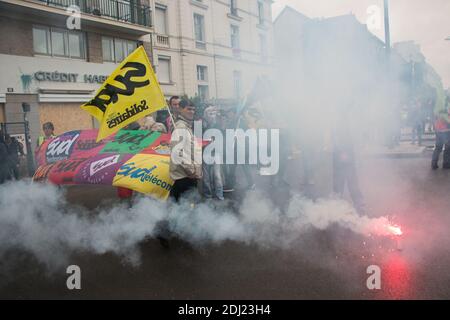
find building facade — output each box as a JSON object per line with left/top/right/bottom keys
{"left": 152, "top": 0, "right": 274, "bottom": 102}
{"left": 0, "top": 0, "right": 156, "bottom": 154}
{"left": 0, "top": 0, "right": 274, "bottom": 159}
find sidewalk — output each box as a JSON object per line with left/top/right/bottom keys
{"left": 363, "top": 141, "right": 428, "bottom": 158}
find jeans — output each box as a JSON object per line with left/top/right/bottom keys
{"left": 411, "top": 123, "right": 423, "bottom": 145}
{"left": 432, "top": 131, "right": 450, "bottom": 167}
{"left": 202, "top": 163, "right": 224, "bottom": 200}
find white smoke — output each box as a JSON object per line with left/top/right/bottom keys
{"left": 0, "top": 180, "right": 398, "bottom": 270}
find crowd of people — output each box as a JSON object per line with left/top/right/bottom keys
{"left": 146, "top": 96, "right": 258, "bottom": 203}
{"left": 405, "top": 96, "right": 450, "bottom": 169}
{"left": 2, "top": 93, "right": 448, "bottom": 249}
{"left": 2, "top": 94, "right": 448, "bottom": 204}
{"left": 0, "top": 121, "right": 57, "bottom": 184}
{"left": 407, "top": 98, "right": 435, "bottom": 146}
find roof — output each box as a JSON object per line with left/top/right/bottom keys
{"left": 273, "top": 6, "right": 311, "bottom": 25}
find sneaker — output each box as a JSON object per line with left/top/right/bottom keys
{"left": 223, "top": 187, "right": 234, "bottom": 192}
{"left": 248, "top": 184, "right": 256, "bottom": 190}
{"left": 431, "top": 163, "right": 439, "bottom": 170}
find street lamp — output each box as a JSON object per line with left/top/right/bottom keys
{"left": 383, "top": 0, "right": 391, "bottom": 55}
{"left": 21, "top": 103, "right": 35, "bottom": 177}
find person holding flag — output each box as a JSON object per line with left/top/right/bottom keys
{"left": 80, "top": 46, "right": 175, "bottom": 201}
{"left": 169, "top": 99, "right": 202, "bottom": 201}
{"left": 81, "top": 46, "right": 168, "bottom": 142}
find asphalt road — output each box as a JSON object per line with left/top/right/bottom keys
{"left": 1, "top": 150, "right": 449, "bottom": 299}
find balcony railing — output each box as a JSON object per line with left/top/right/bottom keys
{"left": 38, "top": 0, "right": 152, "bottom": 27}
{"left": 156, "top": 34, "right": 169, "bottom": 47}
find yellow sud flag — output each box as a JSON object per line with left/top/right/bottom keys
{"left": 81, "top": 46, "right": 167, "bottom": 141}
{"left": 112, "top": 154, "right": 174, "bottom": 200}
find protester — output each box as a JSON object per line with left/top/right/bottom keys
{"left": 140, "top": 116, "right": 168, "bottom": 133}
{"left": 431, "top": 109, "right": 450, "bottom": 170}
{"left": 409, "top": 99, "right": 424, "bottom": 145}
{"left": 269, "top": 122, "right": 290, "bottom": 188}
{"left": 169, "top": 99, "right": 202, "bottom": 201}
{"left": 235, "top": 110, "right": 256, "bottom": 190}
{"left": 332, "top": 107, "right": 366, "bottom": 214}
{"left": 4, "top": 135, "right": 24, "bottom": 180}
{"left": 155, "top": 99, "right": 201, "bottom": 248}
{"left": 0, "top": 133, "right": 9, "bottom": 184}
{"left": 37, "top": 122, "right": 56, "bottom": 147}
{"left": 221, "top": 107, "right": 255, "bottom": 192}
{"left": 221, "top": 107, "right": 237, "bottom": 192}
{"left": 201, "top": 106, "right": 225, "bottom": 200}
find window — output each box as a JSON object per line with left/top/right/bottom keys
{"left": 231, "top": 25, "right": 240, "bottom": 49}
{"left": 33, "top": 27, "right": 50, "bottom": 55}
{"left": 259, "top": 34, "right": 268, "bottom": 62}
{"left": 233, "top": 71, "right": 242, "bottom": 99}
{"left": 231, "top": 25, "right": 240, "bottom": 56}
{"left": 51, "top": 30, "right": 65, "bottom": 56}
{"left": 198, "top": 85, "right": 209, "bottom": 101}
{"left": 194, "top": 13, "right": 205, "bottom": 49}
{"left": 69, "top": 33, "right": 83, "bottom": 58}
{"left": 230, "top": 0, "right": 237, "bottom": 16}
{"left": 197, "top": 65, "right": 208, "bottom": 82}
{"left": 155, "top": 4, "right": 167, "bottom": 35}
{"left": 197, "top": 65, "right": 208, "bottom": 100}
{"left": 258, "top": 1, "right": 264, "bottom": 25}
{"left": 157, "top": 56, "right": 171, "bottom": 83}
{"left": 102, "top": 37, "right": 114, "bottom": 62}
{"left": 114, "top": 39, "right": 125, "bottom": 62}
{"left": 33, "top": 26, "right": 85, "bottom": 59}
{"left": 102, "top": 37, "right": 137, "bottom": 63}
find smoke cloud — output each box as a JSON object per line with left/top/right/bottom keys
{"left": 0, "top": 180, "right": 399, "bottom": 270}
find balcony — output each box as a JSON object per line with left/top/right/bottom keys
{"left": 156, "top": 34, "right": 169, "bottom": 47}
{"left": 37, "top": 0, "right": 152, "bottom": 27}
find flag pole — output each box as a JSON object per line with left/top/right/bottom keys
{"left": 235, "top": 95, "right": 248, "bottom": 130}
{"left": 165, "top": 104, "right": 177, "bottom": 131}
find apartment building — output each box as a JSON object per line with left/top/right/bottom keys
{"left": 0, "top": 0, "right": 274, "bottom": 156}
{"left": 0, "top": 0, "right": 155, "bottom": 152}
{"left": 152, "top": 0, "right": 274, "bottom": 102}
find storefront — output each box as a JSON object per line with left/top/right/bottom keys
{"left": 0, "top": 53, "right": 120, "bottom": 154}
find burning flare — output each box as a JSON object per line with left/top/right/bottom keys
{"left": 364, "top": 216, "right": 403, "bottom": 237}
{"left": 387, "top": 224, "right": 403, "bottom": 236}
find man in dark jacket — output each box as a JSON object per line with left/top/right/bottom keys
{"left": 5, "top": 135, "right": 24, "bottom": 180}
{"left": 0, "top": 133, "right": 10, "bottom": 183}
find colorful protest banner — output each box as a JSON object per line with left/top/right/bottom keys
{"left": 81, "top": 46, "right": 167, "bottom": 142}
{"left": 34, "top": 129, "right": 173, "bottom": 200}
